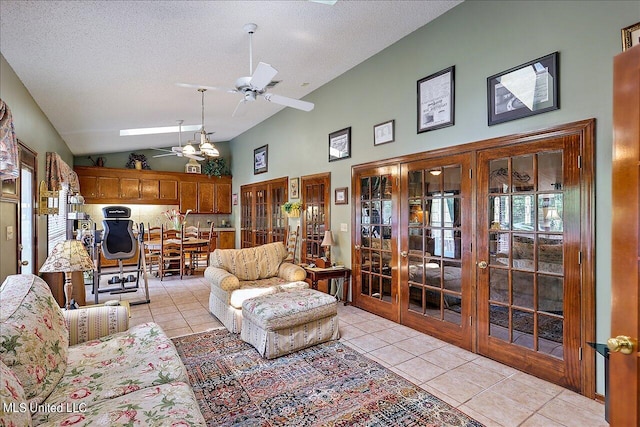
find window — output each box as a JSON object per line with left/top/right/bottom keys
{"left": 47, "top": 183, "right": 68, "bottom": 251}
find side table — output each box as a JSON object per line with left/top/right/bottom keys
{"left": 302, "top": 266, "right": 351, "bottom": 305}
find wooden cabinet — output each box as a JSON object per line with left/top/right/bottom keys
{"left": 179, "top": 181, "right": 198, "bottom": 212}
{"left": 179, "top": 178, "right": 232, "bottom": 214}
{"left": 197, "top": 182, "right": 215, "bottom": 213}
{"left": 240, "top": 177, "right": 288, "bottom": 248}
{"left": 74, "top": 166, "right": 228, "bottom": 208}
{"left": 159, "top": 179, "right": 177, "bottom": 200}
{"left": 218, "top": 230, "right": 235, "bottom": 249}
{"left": 120, "top": 178, "right": 140, "bottom": 199}
{"left": 215, "top": 182, "right": 232, "bottom": 214}
{"left": 141, "top": 179, "right": 159, "bottom": 199}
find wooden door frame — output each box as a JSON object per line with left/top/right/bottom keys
{"left": 300, "top": 172, "right": 330, "bottom": 265}
{"left": 18, "top": 141, "right": 38, "bottom": 273}
{"left": 351, "top": 164, "right": 399, "bottom": 322}
{"left": 610, "top": 45, "right": 639, "bottom": 426}
{"left": 399, "top": 153, "right": 474, "bottom": 350}
{"left": 349, "top": 119, "right": 595, "bottom": 398}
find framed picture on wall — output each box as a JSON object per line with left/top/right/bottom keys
{"left": 374, "top": 120, "right": 395, "bottom": 145}
{"left": 335, "top": 187, "right": 348, "bottom": 205}
{"left": 417, "top": 66, "right": 455, "bottom": 133}
{"left": 289, "top": 177, "right": 300, "bottom": 199}
{"left": 254, "top": 144, "right": 268, "bottom": 174}
{"left": 622, "top": 21, "right": 640, "bottom": 51}
{"left": 487, "top": 52, "right": 559, "bottom": 126}
{"left": 328, "top": 127, "right": 351, "bottom": 162}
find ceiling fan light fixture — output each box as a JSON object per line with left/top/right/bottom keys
{"left": 182, "top": 143, "right": 196, "bottom": 156}
{"left": 200, "top": 141, "right": 219, "bottom": 157}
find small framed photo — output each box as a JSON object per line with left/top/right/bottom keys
{"left": 417, "top": 66, "right": 455, "bottom": 133}
{"left": 232, "top": 193, "right": 238, "bottom": 205}
{"left": 374, "top": 120, "right": 395, "bottom": 145}
{"left": 622, "top": 21, "right": 640, "bottom": 51}
{"left": 254, "top": 144, "right": 268, "bottom": 174}
{"left": 328, "top": 127, "right": 351, "bottom": 162}
{"left": 289, "top": 177, "right": 300, "bottom": 199}
{"left": 335, "top": 187, "right": 348, "bottom": 205}
{"left": 185, "top": 163, "right": 201, "bottom": 174}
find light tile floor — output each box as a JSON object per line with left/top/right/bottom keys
{"left": 86, "top": 274, "right": 607, "bottom": 427}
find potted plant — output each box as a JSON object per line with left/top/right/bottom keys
{"left": 282, "top": 201, "right": 302, "bottom": 217}
{"left": 202, "top": 157, "right": 230, "bottom": 178}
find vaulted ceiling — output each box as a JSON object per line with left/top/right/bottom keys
{"left": 0, "top": 1, "right": 462, "bottom": 155}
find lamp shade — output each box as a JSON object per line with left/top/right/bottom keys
{"left": 40, "top": 240, "right": 94, "bottom": 273}
{"left": 321, "top": 231, "right": 335, "bottom": 247}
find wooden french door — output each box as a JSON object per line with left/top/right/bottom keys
{"left": 240, "top": 177, "right": 288, "bottom": 248}
{"left": 610, "top": 44, "right": 639, "bottom": 426}
{"left": 300, "top": 173, "right": 330, "bottom": 264}
{"left": 476, "top": 136, "right": 585, "bottom": 392}
{"left": 353, "top": 165, "right": 399, "bottom": 322}
{"left": 399, "top": 154, "right": 473, "bottom": 350}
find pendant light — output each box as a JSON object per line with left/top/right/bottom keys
{"left": 197, "top": 89, "right": 219, "bottom": 157}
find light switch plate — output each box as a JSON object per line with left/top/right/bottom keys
{"left": 340, "top": 223, "right": 348, "bottom": 232}
{"left": 6, "top": 226, "right": 14, "bottom": 240}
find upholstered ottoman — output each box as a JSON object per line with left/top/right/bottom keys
{"left": 241, "top": 288, "right": 340, "bottom": 359}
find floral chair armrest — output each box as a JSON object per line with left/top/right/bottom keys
{"left": 204, "top": 266, "right": 240, "bottom": 292}
{"left": 278, "top": 263, "right": 307, "bottom": 282}
{"left": 64, "top": 305, "right": 129, "bottom": 346}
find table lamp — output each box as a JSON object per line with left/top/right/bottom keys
{"left": 40, "top": 240, "right": 94, "bottom": 309}
{"left": 321, "top": 230, "right": 335, "bottom": 266}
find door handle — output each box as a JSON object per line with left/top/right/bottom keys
{"left": 18, "top": 260, "right": 29, "bottom": 266}
{"left": 607, "top": 335, "right": 636, "bottom": 355}
{"left": 354, "top": 245, "right": 361, "bottom": 250}
{"left": 400, "top": 251, "right": 408, "bottom": 258}
{"left": 478, "top": 261, "right": 488, "bottom": 269}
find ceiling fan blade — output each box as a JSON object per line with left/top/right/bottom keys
{"left": 186, "top": 154, "right": 205, "bottom": 161}
{"left": 250, "top": 62, "right": 278, "bottom": 91}
{"left": 264, "top": 93, "right": 315, "bottom": 112}
{"left": 150, "top": 147, "right": 173, "bottom": 153}
{"left": 153, "top": 153, "right": 178, "bottom": 158}
{"left": 232, "top": 99, "right": 248, "bottom": 117}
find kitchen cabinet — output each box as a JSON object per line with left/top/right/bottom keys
{"left": 179, "top": 178, "right": 232, "bottom": 214}
{"left": 217, "top": 230, "right": 235, "bottom": 249}
{"left": 74, "top": 166, "right": 227, "bottom": 207}
{"left": 179, "top": 181, "right": 198, "bottom": 212}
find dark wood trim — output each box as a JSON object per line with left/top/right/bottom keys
{"left": 350, "top": 119, "right": 596, "bottom": 398}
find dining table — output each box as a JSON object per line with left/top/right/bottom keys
{"left": 145, "top": 237, "right": 210, "bottom": 275}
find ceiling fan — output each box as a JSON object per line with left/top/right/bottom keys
{"left": 151, "top": 120, "right": 205, "bottom": 161}
{"left": 178, "top": 23, "right": 314, "bottom": 117}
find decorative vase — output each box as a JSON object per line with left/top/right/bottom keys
{"left": 135, "top": 160, "right": 142, "bottom": 170}
{"left": 287, "top": 208, "right": 300, "bottom": 217}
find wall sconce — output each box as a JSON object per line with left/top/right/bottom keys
{"left": 38, "top": 181, "right": 59, "bottom": 215}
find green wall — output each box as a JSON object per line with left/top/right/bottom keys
{"left": 72, "top": 143, "right": 232, "bottom": 174}
{"left": 0, "top": 55, "right": 74, "bottom": 282}
{"left": 228, "top": 0, "right": 640, "bottom": 394}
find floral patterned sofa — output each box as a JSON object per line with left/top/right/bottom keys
{"left": 0, "top": 274, "right": 205, "bottom": 426}
{"left": 204, "top": 242, "right": 308, "bottom": 333}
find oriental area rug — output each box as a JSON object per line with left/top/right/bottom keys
{"left": 172, "top": 329, "right": 483, "bottom": 427}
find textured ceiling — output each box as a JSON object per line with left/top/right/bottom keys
{"left": 0, "top": 0, "right": 462, "bottom": 155}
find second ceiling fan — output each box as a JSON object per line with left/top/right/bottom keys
{"left": 179, "top": 23, "right": 314, "bottom": 117}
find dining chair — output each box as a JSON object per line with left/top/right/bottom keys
{"left": 159, "top": 224, "right": 184, "bottom": 280}
{"left": 145, "top": 223, "right": 162, "bottom": 276}
{"left": 284, "top": 225, "right": 299, "bottom": 263}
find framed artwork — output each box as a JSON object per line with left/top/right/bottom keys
{"left": 328, "top": 127, "right": 351, "bottom": 162}
{"left": 374, "top": 120, "right": 395, "bottom": 145}
{"left": 622, "top": 21, "right": 640, "bottom": 51}
{"left": 289, "top": 177, "right": 300, "bottom": 199}
{"left": 254, "top": 144, "right": 268, "bottom": 174}
{"left": 417, "top": 66, "right": 455, "bottom": 133}
{"left": 335, "top": 187, "right": 348, "bottom": 205}
{"left": 487, "top": 52, "right": 559, "bottom": 126}
{"left": 232, "top": 193, "right": 238, "bottom": 205}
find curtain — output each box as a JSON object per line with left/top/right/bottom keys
{"left": 0, "top": 99, "right": 19, "bottom": 180}
{"left": 46, "top": 152, "right": 80, "bottom": 193}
